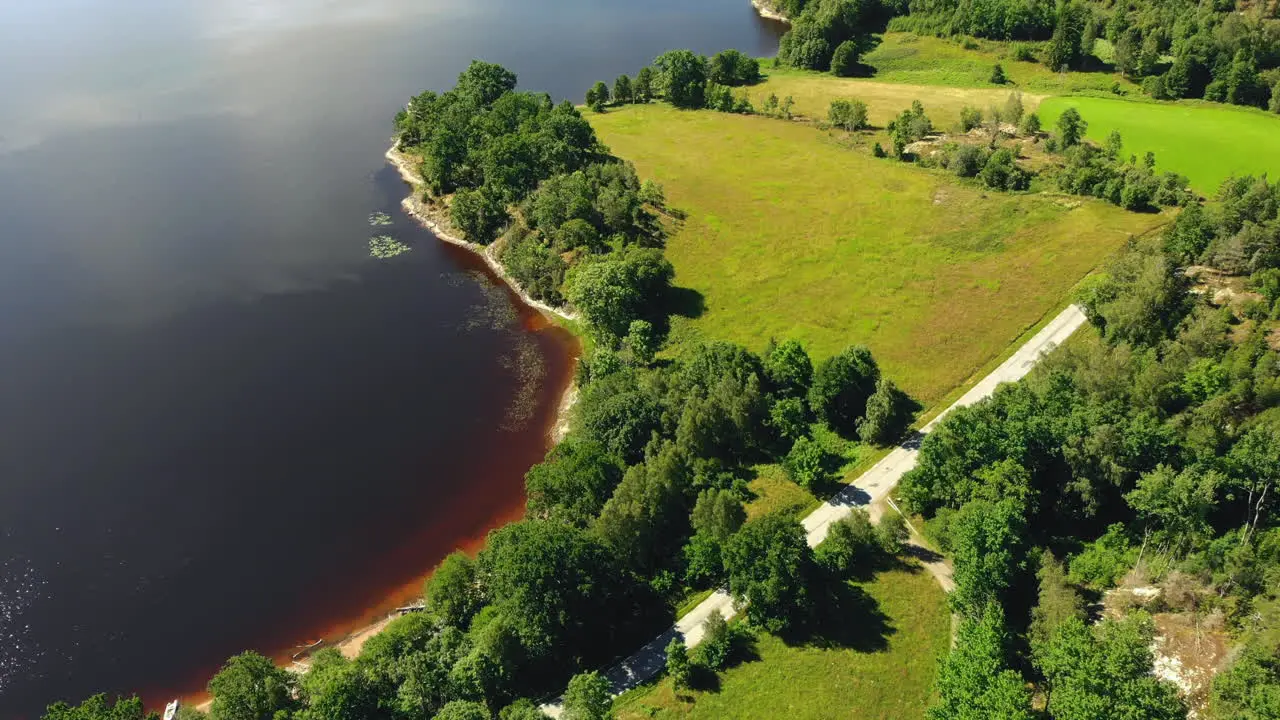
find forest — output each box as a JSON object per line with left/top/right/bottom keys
{"left": 46, "top": 60, "right": 924, "bottom": 720}
{"left": 42, "top": 10, "right": 1280, "bottom": 715}
{"left": 902, "top": 174, "right": 1280, "bottom": 718}
{"left": 758, "top": 0, "right": 1280, "bottom": 112}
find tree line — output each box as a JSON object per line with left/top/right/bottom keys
{"left": 892, "top": 0, "right": 1280, "bottom": 111}
{"left": 897, "top": 174, "right": 1280, "bottom": 718}
{"left": 583, "top": 48, "right": 763, "bottom": 116}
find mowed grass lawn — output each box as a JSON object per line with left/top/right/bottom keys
{"left": 612, "top": 566, "right": 951, "bottom": 720}
{"left": 1039, "top": 96, "right": 1280, "bottom": 193}
{"left": 590, "top": 104, "right": 1163, "bottom": 405}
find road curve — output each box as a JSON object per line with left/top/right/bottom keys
{"left": 541, "top": 304, "right": 1089, "bottom": 716}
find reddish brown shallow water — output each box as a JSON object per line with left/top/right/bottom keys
{"left": 0, "top": 1, "right": 778, "bottom": 715}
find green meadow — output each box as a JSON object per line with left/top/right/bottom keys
{"left": 1039, "top": 95, "right": 1280, "bottom": 193}
{"left": 589, "top": 104, "right": 1163, "bottom": 405}
{"left": 859, "top": 33, "right": 1139, "bottom": 95}
{"left": 612, "top": 566, "right": 950, "bottom": 720}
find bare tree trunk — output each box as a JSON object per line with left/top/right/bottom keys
{"left": 1244, "top": 482, "right": 1270, "bottom": 548}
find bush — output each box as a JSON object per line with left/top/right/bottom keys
{"left": 828, "top": 99, "right": 870, "bottom": 130}
{"left": 1019, "top": 112, "right": 1041, "bottom": 136}
{"left": 873, "top": 142, "right": 887, "bottom": 158}
{"left": 990, "top": 63, "right": 1008, "bottom": 84}
{"left": 809, "top": 345, "right": 880, "bottom": 435}
{"left": 979, "top": 147, "right": 1032, "bottom": 191}
{"left": 783, "top": 436, "right": 827, "bottom": 489}
{"left": 950, "top": 144, "right": 987, "bottom": 177}
{"left": 665, "top": 638, "right": 692, "bottom": 689}
{"left": 706, "top": 83, "right": 736, "bottom": 112}
{"left": 1142, "top": 74, "right": 1169, "bottom": 100}
{"left": 709, "top": 49, "right": 761, "bottom": 86}
{"left": 857, "top": 377, "right": 918, "bottom": 443}
{"left": 1011, "top": 43, "right": 1036, "bottom": 62}
{"left": 695, "top": 611, "right": 734, "bottom": 670}
{"left": 817, "top": 510, "right": 880, "bottom": 575}
{"left": 830, "top": 40, "right": 863, "bottom": 77}
{"left": 876, "top": 512, "right": 909, "bottom": 556}
{"left": 959, "top": 105, "right": 984, "bottom": 132}
{"left": 451, "top": 185, "right": 510, "bottom": 244}
{"left": 1067, "top": 524, "right": 1139, "bottom": 588}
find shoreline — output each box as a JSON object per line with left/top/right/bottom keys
{"left": 384, "top": 143, "right": 579, "bottom": 325}
{"left": 384, "top": 140, "right": 581, "bottom": 444}
{"left": 185, "top": 145, "right": 585, "bottom": 713}
{"left": 751, "top": 0, "right": 791, "bottom": 23}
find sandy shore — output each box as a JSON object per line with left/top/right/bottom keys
{"left": 751, "top": 0, "right": 791, "bottom": 23}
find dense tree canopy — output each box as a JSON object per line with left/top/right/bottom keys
{"left": 208, "top": 652, "right": 296, "bottom": 720}
{"left": 723, "top": 513, "right": 817, "bottom": 632}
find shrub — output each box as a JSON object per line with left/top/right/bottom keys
{"left": 990, "top": 63, "right": 1008, "bottom": 84}
{"left": 1019, "top": 112, "right": 1041, "bottom": 136}
{"left": 1011, "top": 43, "right": 1036, "bottom": 61}
{"left": 876, "top": 512, "right": 909, "bottom": 556}
{"left": 709, "top": 49, "right": 761, "bottom": 86}
{"left": 980, "top": 147, "right": 1032, "bottom": 191}
{"left": 451, "top": 185, "right": 510, "bottom": 244}
{"left": 706, "top": 83, "right": 736, "bottom": 112}
{"left": 665, "top": 638, "right": 692, "bottom": 689}
{"left": 857, "top": 377, "right": 918, "bottom": 443}
{"left": 828, "top": 99, "right": 870, "bottom": 130}
{"left": 817, "top": 510, "right": 879, "bottom": 575}
{"left": 873, "top": 142, "right": 887, "bottom": 157}
{"left": 950, "top": 144, "right": 987, "bottom": 177}
{"left": 1142, "top": 74, "right": 1169, "bottom": 100}
{"left": 959, "top": 105, "right": 984, "bottom": 132}
{"left": 783, "top": 436, "right": 827, "bottom": 489}
{"left": 695, "top": 611, "right": 734, "bottom": 670}
{"left": 1067, "top": 524, "right": 1139, "bottom": 588}
{"left": 830, "top": 40, "right": 862, "bottom": 77}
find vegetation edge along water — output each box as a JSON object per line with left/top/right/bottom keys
{"left": 41, "top": 0, "right": 1280, "bottom": 716}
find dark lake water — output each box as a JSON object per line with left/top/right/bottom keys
{"left": 0, "top": 0, "right": 783, "bottom": 716}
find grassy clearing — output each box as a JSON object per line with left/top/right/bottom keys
{"left": 589, "top": 104, "right": 1163, "bottom": 405}
{"left": 746, "top": 65, "right": 1042, "bottom": 130}
{"left": 745, "top": 33, "right": 1143, "bottom": 129}
{"left": 1038, "top": 95, "right": 1280, "bottom": 193}
{"left": 861, "top": 33, "right": 1137, "bottom": 95}
{"left": 612, "top": 565, "right": 950, "bottom": 720}
{"left": 744, "top": 464, "right": 818, "bottom": 521}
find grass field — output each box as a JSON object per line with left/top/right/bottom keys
{"left": 590, "top": 104, "right": 1163, "bottom": 405}
{"left": 858, "top": 33, "right": 1137, "bottom": 94}
{"left": 1039, "top": 95, "right": 1280, "bottom": 193}
{"left": 612, "top": 566, "right": 951, "bottom": 720}
{"left": 745, "top": 65, "right": 1042, "bottom": 130}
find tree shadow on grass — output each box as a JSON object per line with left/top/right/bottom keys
{"left": 665, "top": 285, "right": 706, "bottom": 320}
{"left": 779, "top": 575, "right": 895, "bottom": 653}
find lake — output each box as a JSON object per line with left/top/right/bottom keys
{"left": 0, "top": 0, "right": 782, "bottom": 715}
